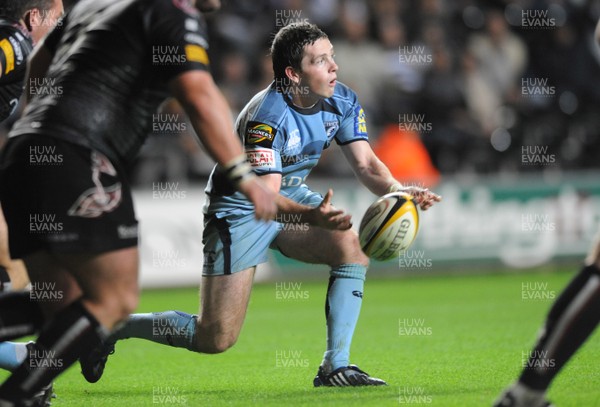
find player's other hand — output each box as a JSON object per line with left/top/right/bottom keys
{"left": 312, "top": 189, "right": 352, "bottom": 230}
{"left": 238, "top": 177, "right": 278, "bottom": 221}
{"left": 399, "top": 186, "right": 441, "bottom": 211}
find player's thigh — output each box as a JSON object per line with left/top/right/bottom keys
{"left": 274, "top": 186, "right": 367, "bottom": 266}
{"left": 202, "top": 211, "right": 279, "bottom": 275}
{"left": 198, "top": 267, "right": 255, "bottom": 336}
{"left": 22, "top": 250, "right": 83, "bottom": 318}
{"left": 52, "top": 247, "right": 139, "bottom": 299}
{"left": 24, "top": 248, "right": 139, "bottom": 321}
{"left": 199, "top": 212, "right": 276, "bottom": 336}
{"left": 52, "top": 247, "right": 139, "bottom": 325}
{"left": 273, "top": 226, "right": 367, "bottom": 266}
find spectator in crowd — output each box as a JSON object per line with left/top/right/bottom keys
{"left": 4, "top": 1, "right": 600, "bottom": 179}
{"left": 467, "top": 9, "right": 527, "bottom": 134}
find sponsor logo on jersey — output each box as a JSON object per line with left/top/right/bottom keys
{"left": 354, "top": 106, "right": 367, "bottom": 136}
{"left": 281, "top": 175, "right": 307, "bottom": 188}
{"left": 246, "top": 121, "right": 277, "bottom": 146}
{"left": 324, "top": 121, "right": 339, "bottom": 138}
{"left": 0, "top": 39, "right": 15, "bottom": 74}
{"left": 117, "top": 224, "right": 138, "bottom": 240}
{"left": 283, "top": 129, "right": 301, "bottom": 154}
{"left": 246, "top": 148, "right": 276, "bottom": 169}
{"left": 8, "top": 36, "right": 23, "bottom": 64}
{"left": 184, "top": 44, "right": 209, "bottom": 65}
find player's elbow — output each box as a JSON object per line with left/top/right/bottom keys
{"left": 353, "top": 159, "right": 379, "bottom": 182}
{"left": 352, "top": 159, "right": 371, "bottom": 176}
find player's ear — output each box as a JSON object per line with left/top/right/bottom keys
{"left": 23, "top": 9, "right": 42, "bottom": 33}
{"left": 284, "top": 66, "right": 301, "bottom": 85}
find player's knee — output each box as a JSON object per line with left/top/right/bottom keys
{"left": 195, "top": 332, "right": 238, "bottom": 354}
{"left": 330, "top": 230, "right": 369, "bottom": 267}
{"left": 119, "top": 290, "right": 139, "bottom": 319}
{"left": 103, "top": 289, "right": 139, "bottom": 324}
{"left": 107, "top": 296, "right": 138, "bottom": 329}
{"left": 206, "top": 334, "right": 238, "bottom": 354}
{"left": 81, "top": 291, "right": 137, "bottom": 331}
{"left": 109, "top": 278, "right": 139, "bottom": 321}
{"left": 193, "top": 320, "right": 240, "bottom": 354}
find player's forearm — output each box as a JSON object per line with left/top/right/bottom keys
{"left": 354, "top": 156, "right": 399, "bottom": 196}
{"left": 172, "top": 71, "right": 245, "bottom": 167}
{"left": 275, "top": 195, "right": 316, "bottom": 224}
{"left": 185, "top": 89, "right": 245, "bottom": 166}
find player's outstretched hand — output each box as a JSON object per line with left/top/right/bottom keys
{"left": 238, "top": 177, "right": 278, "bottom": 221}
{"left": 311, "top": 189, "right": 352, "bottom": 230}
{"left": 399, "top": 186, "right": 442, "bottom": 211}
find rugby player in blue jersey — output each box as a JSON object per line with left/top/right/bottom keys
{"left": 81, "top": 22, "right": 441, "bottom": 387}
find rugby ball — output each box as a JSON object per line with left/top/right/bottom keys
{"left": 359, "top": 192, "right": 419, "bottom": 261}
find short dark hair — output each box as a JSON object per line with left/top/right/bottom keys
{"left": 270, "top": 22, "right": 328, "bottom": 84}
{"left": 0, "top": 0, "right": 54, "bottom": 22}
{"left": 62, "top": 0, "right": 79, "bottom": 12}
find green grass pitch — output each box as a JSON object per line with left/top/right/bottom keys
{"left": 2, "top": 268, "right": 599, "bottom": 406}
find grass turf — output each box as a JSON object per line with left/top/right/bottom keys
{"left": 2, "top": 268, "right": 599, "bottom": 406}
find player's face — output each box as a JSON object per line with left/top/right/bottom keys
{"left": 298, "top": 38, "right": 338, "bottom": 100}
{"left": 27, "top": 0, "right": 64, "bottom": 45}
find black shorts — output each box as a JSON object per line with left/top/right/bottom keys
{"left": 0, "top": 135, "right": 138, "bottom": 259}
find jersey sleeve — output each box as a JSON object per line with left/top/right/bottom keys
{"left": 148, "top": 0, "right": 211, "bottom": 82}
{"left": 334, "top": 100, "right": 369, "bottom": 146}
{"left": 241, "top": 119, "right": 283, "bottom": 176}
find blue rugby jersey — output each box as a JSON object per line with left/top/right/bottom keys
{"left": 204, "top": 81, "right": 368, "bottom": 216}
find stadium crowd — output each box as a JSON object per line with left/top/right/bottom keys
{"left": 2, "top": 0, "right": 600, "bottom": 183}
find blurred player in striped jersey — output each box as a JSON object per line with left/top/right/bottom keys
{"left": 79, "top": 22, "right": 440, "bottom": 388}
{"left": 0, "top": 3, "right": 63, "bottom": 404}
{"left": 0, "top": 0, "right": 63, "bottom": 122}
{"left": 494, "top": 237, "right": 600, "bottom": 407}
{"left": 0, "top": 0, "right": 64, "bottom": 292}
{"left": 493, "top": 21, "right": 600, "bottom": 407}
{"left": 0, "top": 0, "right": 276, "bottom": 404}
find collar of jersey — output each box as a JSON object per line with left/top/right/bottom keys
{"left": 281, "top": 92, "right": 341, "bottom": 116}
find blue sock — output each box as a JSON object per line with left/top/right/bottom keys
{"left": 0, "top": 342, "right": 28, "bottom": 371}
{"left": 322, "top": 264, "right": 367, "bottom": 373}
{"left": 110, "top": 311, "right": 197, "bottom": 351}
